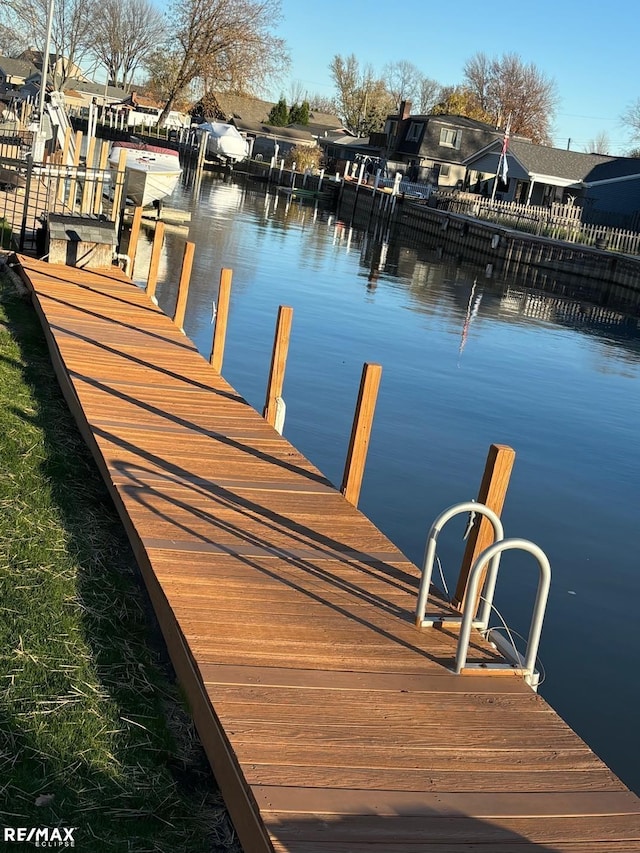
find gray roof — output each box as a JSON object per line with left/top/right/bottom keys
{"left": 65, "top": 80, "right": 127, "bottom": 100}
{"left": 583, "top": 156, "right": 640, "bottom": 183}
{"left": 212, "top": 93, "right": 343, "bottom": 136}
{"left": 233, "top": 119, "right": 314, "bottom": 142}
{"left": 467, "top": 138, "right": 614, "bottom": 182}
{"left": 0, "top": 56, "right": 38, "bottom": 80}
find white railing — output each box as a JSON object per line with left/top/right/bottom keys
{"left": 433, "top": 192, "right": 640, "bottom": 255}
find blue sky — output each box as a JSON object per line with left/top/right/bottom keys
{"left": 270, "top": 0, "right": 639, "bottom": 155}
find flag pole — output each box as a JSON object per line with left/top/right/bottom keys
{"left": 490, "top": 113, "right": 511, "bottom": 203}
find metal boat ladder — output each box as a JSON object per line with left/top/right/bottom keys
{"left": 416, "top": 501, "right": 551, "bottom": 689}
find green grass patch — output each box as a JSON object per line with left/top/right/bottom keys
{"left": 0, "top": 263, "right": 241, "bottom": 851}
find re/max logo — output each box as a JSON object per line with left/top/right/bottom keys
{"left": 3, "top": 827, "right": 76, "bottom": 846}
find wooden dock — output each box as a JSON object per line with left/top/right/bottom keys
{"left": 15, "top": 254, "right": 640, "bottom": 851}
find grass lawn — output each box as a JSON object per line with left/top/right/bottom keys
{"left": 0, "top": 260, "right": 241, "bottom": 852}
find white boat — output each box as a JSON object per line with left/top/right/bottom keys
{"left": 108, "top": 141, "right": 182, "bottom": 208}
{"left": 196, "top": 122, "right": 249, "bottom": 165}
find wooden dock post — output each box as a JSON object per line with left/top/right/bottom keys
{"left": 146, "top": 221, "right": 165, "bottom": 303}
{"left": 111, "top": 147, "right": 128, "bottom": 229}
{"left": 80, "top": 135, "right": 96, "bottom": 213}
{"left": 93, "top": 141, "right": 110, "bottom": 216}
{"left": 127, "top": 207, "right": 143, "bottom": 276}
{"left": 340, "top": 362, "right": 382, "bottom": 507}
{"left": 452, "top": 443, "right": 516, "bottom": 614}
{"left": 173, "top": 241, "right": 195, "bottom": 331}
{"left": 263, "top": 305, "right": 293, "bottom": 432}
{"left": 66, "top": 130, "right": 83, "bottom": 212}
{"left": 209, "top": 268, "right": 233, "bottom": 373}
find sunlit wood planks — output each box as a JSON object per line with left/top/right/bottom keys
{"left": 16, "top": 254, "right": 640, "bottom": 852}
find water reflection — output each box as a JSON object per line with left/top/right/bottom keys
{"left": 132, "top": 174, "right": 640, "bottom": 795}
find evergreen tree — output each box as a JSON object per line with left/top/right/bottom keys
{"left": 288, "top": 100, "right": 310, "bottom": 125}
{"left": 268, "top": 97, "right": 289, "bottom": 126}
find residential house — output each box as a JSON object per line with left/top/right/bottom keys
{"left": 384, "top": 102, "right": 509, "bottom": 188}
{"left": 62, "top": 81, "right": 131, "bottom": 112}
{"left": 464, "top": 140, "right": 640, "bottom": 228}
{"left": 580, "top": 157, "right": 640, "bottom": 227}
{"left": 318, "top": 134, "right": 384, "bottom": 174}
{"left": 17, "top": 74, "right": 127, "bottom": 113}
{"left": 0, "top": 56, "right": 38, "bottom": 95}
{"left": 16, "top": 50, "right": 89, "bottom": 87}
{"left": 105, "top": 90, "right": 188, "bottom": 128}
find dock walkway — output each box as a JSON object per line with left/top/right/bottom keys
{"left": 16, "top": 255, "right": 640, "bottom": 851}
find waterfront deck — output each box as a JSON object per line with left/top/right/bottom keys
{"left": 15, "top": 255, "right": 640, "bottom": 851}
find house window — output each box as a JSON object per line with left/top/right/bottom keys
{"left": 440, "top": 164, "right": 451, "bottom": 179}
{"left": 406, "top": 122, "right": 424, "bottom": 142}
{"left": 439, "top": 128, "right": 461, "bottom": 149}
{"left": 385, "top": 120, "right": 398, "bottom": 137}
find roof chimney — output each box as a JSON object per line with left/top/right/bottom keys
{"left": 399, "top": 99, "right": 412, "bottom": 120}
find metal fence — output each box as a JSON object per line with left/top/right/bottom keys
{"left": 0, "top": 130, "right": 34, "bottom": 160}
{"left": 0, "top": 152, "right": 125, "bottom": 253}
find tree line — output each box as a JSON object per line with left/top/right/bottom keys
{"left": 1, "top": 0, "right": 639, "bottom": 153}
{"left": 2, "top": 0, "right": 288, "bottom": 124}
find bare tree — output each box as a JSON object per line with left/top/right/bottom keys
{"left": 152, "top": 0, "right": 288, "bottom": 125}
{"left": 287, "top": 79, "right": 306, "bottom": 106}
{"left": 382, "top": 61, "right": 441, "bottom": 115}
{"left": 330, "top": 54, "right": 394, "bottom": 136}
{"left": 7, "top": 0, "right": 99, "bottom": 88}
{"left": 417, "top": 76, "right": 440, "bottom": 114}
{"left": 0, "top": 23, "right": 24, "bottom": 56}
{"left": 303, "top": 92, "right": 337, "bottom": 114}
{"left": 463, "top": 52, "right": 558, "bottom": 143}
{"left": 91, "top": 0, "right": 165, "bottom": 90}
{"left": 583, "top": 131, "right": 611, "bottom": 155}
{"left": 384, "top": 60, "right": 419, "bottom": 108}
{"left": 462, "top": 52, "right": 492, "bottom": 113}
{"left": 621, "top": 98, "right": 640, "bottom": 142}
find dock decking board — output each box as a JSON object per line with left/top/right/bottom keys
{"left": 15, "top": 255, "right": 640, "bottom": 851}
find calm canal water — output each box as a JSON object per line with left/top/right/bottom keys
{"left": 132, "top": 174, "right": 640, "bottom": 794}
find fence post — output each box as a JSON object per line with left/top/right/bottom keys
{"left": 210, "top": 268, "right": 233, "bottom": 373}
{"left": 263, "top": 305, "right": 293, "bottom": 430}
{"left": 66, "top": 129, "right": 83, "bottom": 212}
{"left": 93, "top": 141, "right": 110, "bottom": 216}
{"left": 451, "top": 443, "right": 516, "bottom": 615}
{"left": 81, "top": 134, "right": 96, "bottom": 214}
{"left": 173, "top": 241, "right": 195, "bottom": 331}
{"left": 340, "top": 362, "right": 382, "bottom": 507}
{"left": 146, "top": 221, "right": 165, "bottom": 303}
{"left": 18, "top": 154, "right": 35, "bottom": 253}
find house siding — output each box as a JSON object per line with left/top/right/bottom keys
{"left": 388, "top": 114, "right": 504, "bottom": 187}
{"left": 583, "top": 180, "right": 640, "bottom": 223}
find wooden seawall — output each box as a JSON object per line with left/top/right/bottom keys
{"left": 15, "top": 254, "right": 640, "bottom": 851}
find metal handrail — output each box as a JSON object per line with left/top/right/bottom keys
{"left": 455, "top": 538, "right": 551, "bottom": 688}
{"left": 415, "top": 502, "right": 504, "bottom": 629}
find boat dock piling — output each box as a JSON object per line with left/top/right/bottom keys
{"left": 210, "top": 267, "right": 233, "bottom": 372}
{"left": 340, "top": 362, "right": 383, "bottom": 507}
{"left": 262, "top": 305, "right": 293, "bottom": 435}
{"left": 173, "top": 240, "right": 195, "bottom": 331}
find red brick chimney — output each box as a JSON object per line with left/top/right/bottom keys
{"left": 399, "top": 99, "right": 412, "bottom": 120}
